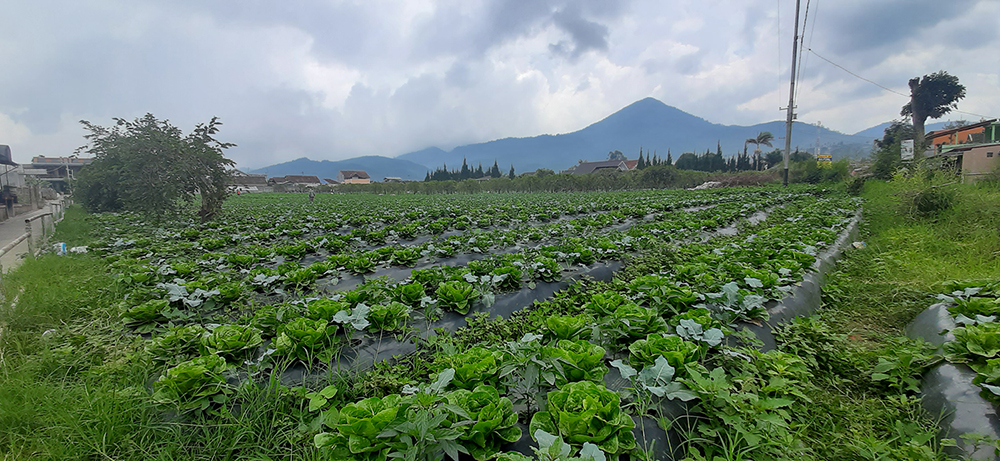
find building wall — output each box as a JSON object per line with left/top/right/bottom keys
{"left": 342, "top": 178, "right": 370, "bottom": 184}
{"left": 962, "top": 144, "right": 1000, "bottom": 182}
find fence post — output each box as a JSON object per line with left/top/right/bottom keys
{"left": 25, "top": 219, "right": 33, "bottom": 258}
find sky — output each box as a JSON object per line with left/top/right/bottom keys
{"left": 1, "top": 0, "right": 997, "bottom": 169}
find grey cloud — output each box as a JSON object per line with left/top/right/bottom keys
{"left": 549, "top": 7, "right": 610, "bottom": 61}
{"left": 818, "top": 0, "right": 977, "bottom": 57}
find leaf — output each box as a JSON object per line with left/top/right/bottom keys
{"left": 609, "top": 359, "right": 637, "bottom": 381}
{"left": 702, "top": 328, "right": 725, "bottom": 347}
{"left": 579, "top": 443, "right": 608, "bottom": 461}
{"left": 428, "top": 369, "right": 455, "bottom": 394}
{"left": 744, "top": 277, "right": 763, "bottom": 288}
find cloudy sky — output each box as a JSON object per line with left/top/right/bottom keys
{"left": 1, "top": 0, "right": 997, "bottom": 169}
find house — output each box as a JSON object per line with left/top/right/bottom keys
{"left": 30, "top": 155, "right": 93, "bottom": 191}
{"left": 322, "top": 178, "right": 339, "bottom": 185}
{"left": 268, "top": 175, "right": 323, "bottom": 187}
{"left": 337, "top": 170, "right": 371, "bottom": 184}
{"left": 561, "top": 159, "right": 636, "bottom": 175}
{"left": 936, "top": 142, "right": 1000, "bottom": 183}
{"left": 383, "top": 177, "right": 404, "bottom": 183}
{"left": 926, "top": 119, "right": 998, "bottom": 155}
{"left": 230, "top": 171, "right": 270, "bottom": 193}
{"left": 932, "top": 120, "right": 1000, "bottom": 182}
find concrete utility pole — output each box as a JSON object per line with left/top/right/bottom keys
{"left": 782, "top": 0, "right": 802, "bottom": 187}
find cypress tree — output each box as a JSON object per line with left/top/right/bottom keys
{"left": 637, "top": 153, "right": 646, "bottom": 169}
{"left": 666, "top": 150, "right": 673, "bottom": 166}
{"left": 508, "top": 164, "right": 515, "bottom": 179}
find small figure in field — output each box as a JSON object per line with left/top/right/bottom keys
{"left": 236, "top": 189, "right": 241, "bottom": 196}
{"left": 308, "top": 190, "right": 315, "bottom": 202}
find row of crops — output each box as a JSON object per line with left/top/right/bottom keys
{"left": 91, "top": 186, "right": 860, "bottom": 460}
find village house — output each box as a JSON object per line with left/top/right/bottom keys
{"left": 229, "top": 171, "right": 271, "bottom": 193}
{"left": 561, "top": 159, "right": 638, "bottom": 175}
{"left": 337, "top": 170, "right": 371, "bottom": 184}
{"left": 268, "top": 175, "right": 323, "bottom": 188}
{"left": 931, "top": 120, "right": 1000, "bottom": 182}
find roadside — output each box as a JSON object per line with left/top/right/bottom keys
{"left": 0, "top": 199, "right": 68, "bottom": 275}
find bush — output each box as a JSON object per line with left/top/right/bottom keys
{"left": 907, "top": 187, "right": 955, "bottom": 217}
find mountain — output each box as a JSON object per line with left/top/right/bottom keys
{"left": 249, "top": 156, "right": 430, "bottom": 182}
{"left": 398, "top": 98, "right": 876, "bottom": 173}
{"left": 852, "top": 121, "right": 950, "bottom": 140}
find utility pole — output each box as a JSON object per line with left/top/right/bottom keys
{"left": 782, "top": 0, "right": 802, "bottom": 187}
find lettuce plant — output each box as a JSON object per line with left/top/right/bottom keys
{"left": 544, "top": 339, "right": 608, "bottom": 386}
{"left": 368, "top": 302, "right": 411, "bottom": 332}
{"left": 545, "top": 315, "right": 592, "bottom": 341}
{"left": 394, "top": 282, "right": 428, "bottom": 306}
{"left": 146, "top": 324, "right": 207, "bottom": 366}
{"left": 433, "top": 347, "right": 503, "bottom": 390}
{"left": 152, "top": 354, "right": 233, "bottom": 415}
{"left": 122, "top": 299, "right": 172, "bottom": 333}
{"left": 606, "top": 303, "right": 669, "bottom": 342}
{"left": 529, "top": 381, "right": 636, "bottom": 455}
{"left": 445, "top": 385, "right": 521, "bottom": 460}
{"left": 201, "top": 324, "right": 263, "bottom": 363}
{"left": 491, "top": 266, "right": 523, "bottom": 292}
{"left": 628, "top": 334, "right": 701, "bottom": 370}
{"left": 946, "top": 322, "right": 1000, "bottom": 363}
{"left": 435, "top": 281, "right": 480, "bottom": 315}
{"left": 306, "top": 298, "right": 351, "bottom": 322}
{"left": 582, "top": 292, "right": 630, "bottom": 317}
{"left": 628, "top": 276, "right": 701, "bottom": 316}
{"left": 274, "top": 317, "right": 341, "bottom": 363}
{"left": 314, "top": 394, "right": 404, "bottom": 460}
{"left": 251, "top": 303, "right": 302, "bottom": 338}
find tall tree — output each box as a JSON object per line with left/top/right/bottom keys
{"left": 665, "top": 149, "right": 672, "bottom": 166}
{"left": 746, "top": 131, "right": 774, "bottom": 170}
{"left": 460, "top": 158, "right": 471, "bottom": 180}
{"left": 637, "top": 152, "right": 646, "bottom": 169}
{"left": 608, "top": 150, "right": 626, "bottom": 161}
{"left": 75, "top": 114, "right": 235, "bottom": 220}
{"left": 508, "top": 164, "right": 515, "bottom": 179}
{"left": 901, "top": 71, "right": 966, "bottom": 149}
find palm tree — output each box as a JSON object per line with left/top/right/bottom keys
{"left": 746, "top": 131, "right": 774, "bottom": 170}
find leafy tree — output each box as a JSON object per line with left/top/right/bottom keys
{"left": 535, "top": 168, "right": 555, "bottom": 177}
{"left": 901, "top": 71, "right": 966, "bottom": 148}
{"left": 508, "top": 164, "right": 515, "bottom": 179}
{"left": 608, "top": 150, "right": 626, "bottom": 161}
{"left": 764, "top": 150, "right": 783, "bottom": 169}
{"left": 75, "top": 114, "right": 235, "bottom": 220}
{"left": 674, "top": 152, "right": 698, "bottom": 170}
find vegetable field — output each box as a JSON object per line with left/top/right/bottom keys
{"left": 74, "top": 185, "right": 865, "bottom": 460}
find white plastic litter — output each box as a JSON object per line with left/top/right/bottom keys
{"left": 53, "top": 242, "right": 66, "bottom": 255}
{"left": 69, "top": 246, "right": 89, "bottom": 254}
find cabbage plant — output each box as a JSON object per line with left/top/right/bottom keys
{"left": 274, "top": 317, "right": 341, "bottom": 363}
{"left": 628, "top": 334, "right": 701, "bottom": 370}
{"left": 435, "top": 281, "right": 480, "bottom": 315}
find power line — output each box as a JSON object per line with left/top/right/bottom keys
{"left": 807, "top": 48, "right": 992, "bottom": 119}
{"left": 807, "top": 48, "right": 908, "bottom": 97}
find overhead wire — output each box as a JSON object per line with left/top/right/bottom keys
{"left": 807, "top": 48, "right": 992, "bottom": 120}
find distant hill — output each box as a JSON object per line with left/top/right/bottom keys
{"left": 249, "top": 156, "right": 430, "bottom": 182}
{"left": 852, "top": 121, "right": 950, "bottom": 140}
{"left": 397, "top": 97, "right": 876, "bottom": 172}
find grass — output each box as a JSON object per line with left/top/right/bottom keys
{"left": 776, "top": 175, "right": 1000, "bottom": 459}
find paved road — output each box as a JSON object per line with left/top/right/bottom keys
{"left": 0, "top": 203, "right": 63, "bottom": 273}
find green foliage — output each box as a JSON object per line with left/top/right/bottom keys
{"left": 273, "top": 317, "right": 341, "bottom": 363}
{"left": 545, "top": 315, "right": 593, "bottom": 341}
{"left": 435, "top": 281, "right": 480, "bottom": 315}
{"left": 495, "top": 429, "right": 607, "bottom": 461}
{"left": 945, "top": 322, "right": 1000, "bottom": 363}
{"left": 432, "top": 347, "right": 503, "bottom": 390}
{"left": 200, "top": 324, "right": 263, "bottom": 362}
{"left": 543, "top": 339, "right": 608, "bottom": 386}
{"left": 367, "top": 302, "right": 411, "bottom": 332}
{"left": 146, "top": 323, "right": 207, "bottom": 366}
{"left": 528, "top": 381, "right": 636, "bottom": 455}
{"left": 152, "top": 355, "right": 233, "bottom": 415}
{"left": 446, "top": 385, "right": 521, "bottom": 460}
{"left": 75, "top": 114, "right": 235, "bottom": 220}
{"left": 627, "top": 334, "right": 701, "bottom": 370}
